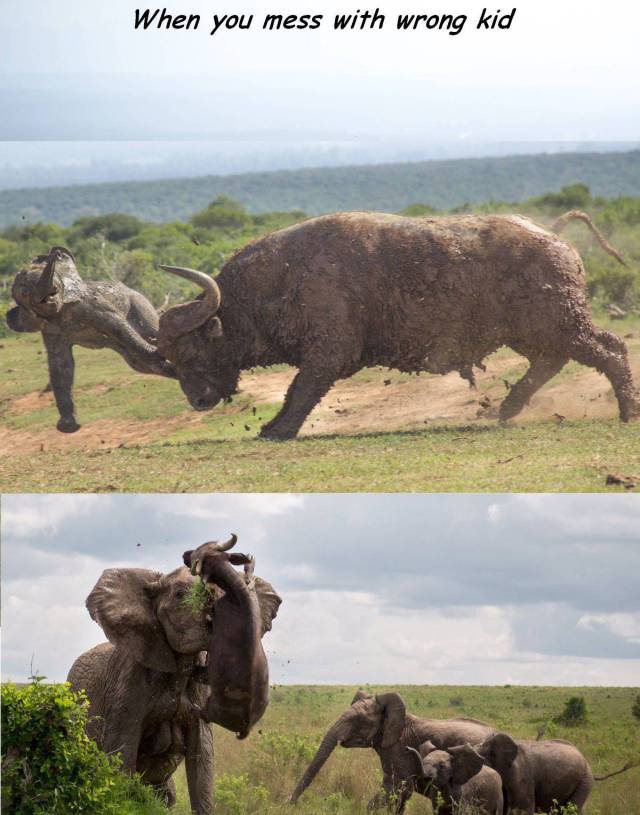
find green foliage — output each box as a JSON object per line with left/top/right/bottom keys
{"left": 400, "top": 203, "right": 440, "bottom": 216}
{"left": 531, "top": 183, "right": 592, "bottom": 211}
{"left": 554, "top": 696, "right": 589, "bottom": 727}
{"left": 213, "top": 773, "right": 269, "bottom": 815}
{"left": 2, "top": 150, "right": 639, "bottom": 226}
{"left": 69, "top": 213, "right": 144, "bottom": 242}
{"left": 632, "top": 695, "right": 640, "bottom": 721}
{"left": 1, "top": 679, "right": 167, "bottom": 815}
{"left": 190, "top": 195, "right": 252, "bottom": 231}
{"left": 181, "top": 576, "right": 208, "bottom": 616}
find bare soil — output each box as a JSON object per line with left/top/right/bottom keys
{"left": 1, "top": 349, "right": 636, "bottom": 457}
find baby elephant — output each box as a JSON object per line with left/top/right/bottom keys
{"left": 182, "top": 534, "right": 277, "bottom": 739}
{"left": 477, "top": 732, "right": 637, "bottom": 815}
{"left": 7, "top": 246, "right": 174, "bottom": 432}
{"left": 407, "top": 742, "right": 503, "bottom": 815}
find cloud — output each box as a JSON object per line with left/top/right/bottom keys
{"left": 2, "top": 494, "right": 639, "bottom": 684}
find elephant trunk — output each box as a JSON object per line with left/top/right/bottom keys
{"left": 290, "top": 720, "right": 346, "bottom": 803}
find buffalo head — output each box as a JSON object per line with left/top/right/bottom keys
{"left": 156, "top": 265, "right": 240, "bottom": 411}
{"left": 9, "top": 247, "right": 84, "bottom": 328}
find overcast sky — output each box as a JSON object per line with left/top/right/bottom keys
{"left": 2, "top": 494, "right": 639, "bottom": 686}
{"left": 2, "top": 0, "right": 639, "bottom": 140}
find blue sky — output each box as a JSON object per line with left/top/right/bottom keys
{"left": 2, "top": 493, "right": 639, "bottom": 685}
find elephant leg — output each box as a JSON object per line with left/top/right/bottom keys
{"left": 258, "top": 367, "right": 337, "bottom": 440}
{"left": 185, "top": 720, "right": 214, "bottom": 815}
{"left": 569, "top": 329, "right": 640, "bottom": 421}
{"left": 567, "top": 778, "right": 593, "bottom": 814}
{"left": 42, "top": 333, "right": 80, "bottom": 433}
{"left": 498, "top": 353, "right": 568, "bottom": 421}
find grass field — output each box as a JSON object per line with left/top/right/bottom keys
{"left": 161, "top": 684, "right": 640, "bottom": 814}
{"left": 1, "top": 314, "right": 639, "bottom": 493}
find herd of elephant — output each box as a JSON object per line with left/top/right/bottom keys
{"left": 67, "top": 536, "right": 636, "bottom": 815}
{"left": 8, "top": 208, "right": 640, "bottom": 440}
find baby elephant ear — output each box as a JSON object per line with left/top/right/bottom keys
{"left": 254, "top": 577, "right": 282, "bottom": 635}
{"left": 418, "top": 740, "right": 437, "bottom": 758}
{"left": 449, "top": 744, "right": 484, "bottom": 786}
{"left": 86, "top": 568, "right": 177, "bottom": 673}
{"left": 406, "top": 746, "right": 426, "bottom": 778}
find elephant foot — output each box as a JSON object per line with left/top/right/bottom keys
{"left": 57, "top": 416, "right": 81, "bottom": 433}
{"left": 258, "top": 422, "right": 297, "bottom": 441}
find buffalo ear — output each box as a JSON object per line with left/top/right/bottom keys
{"left": 86, "top": 568, "right": 177, "bottom": 673}
{"left": 254, "top": 577, "right": 282, "bottom": 635}
{"left": 207, "top": 316, "right": 223, "bottom": 339}
{"left": 229, "top": 553, "right": 253, "bottom": 566}
{"left": 484, "top": 733, "right": 518, "bottom": 774}
{"left": 183, "top": 550, "right": 194, "bottom": 568}
{"left": 449, "top": 744, "right": 484, "bottom": 786}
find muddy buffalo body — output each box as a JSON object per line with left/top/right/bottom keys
{"left": 153, "top": 210, "right": 638, "bottom": 440}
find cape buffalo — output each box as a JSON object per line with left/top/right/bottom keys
{"left": 155, "top": 210, "right": 639, "bottom": 440}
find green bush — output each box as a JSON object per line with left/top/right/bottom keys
{"left": 632, "top": 695, "right": 640, "bottom": 721}
{"left": 554, "top": 696, "right": 589, "bottom": 727}
{"left": 213, "top": 773, "right": 269, "bottom": 815}
{"left": 1, "top": 678, "right": 167, "bottom": 815}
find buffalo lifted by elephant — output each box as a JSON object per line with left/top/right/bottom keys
{"left": 155, "top": 210, "right": 639, "bottom": 439}
{"left": 6, "top": 246, "right": 175, "bottom": 432}
{"left": 290, "top": 689, "right": 495, "bottom": 812}
{"left": 67, "top": 538, "right": 281, "bottom": 815}
{"left": 182, "top": 535, "right": 270, "bottom": 738}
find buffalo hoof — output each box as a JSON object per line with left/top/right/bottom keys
{"left": 258, "top": 427, "right": 296, "bottom": 441}
{"left": 57, "top": 417, "right": 81, "bottom": 434}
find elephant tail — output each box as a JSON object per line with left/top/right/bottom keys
{"left": 551, "top": 210, "right": 627, "bottom": 267}
{"left": 594, "top": 759, "right": 639, "bottom": 781}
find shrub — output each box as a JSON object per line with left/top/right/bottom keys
{"left": 554, "top": 696, "right": 588, "bottom": 727}
{"left": 632, "top": 695, "right": 640, "bottom": 721}
{"left": 213, "top": 773, "right": 269, "bottom": 815}
{"left": 190, "top": 196, "right": 252, "bottom": 231}
{"left": 1, "top": 678, "right": 166, "bottom": 815}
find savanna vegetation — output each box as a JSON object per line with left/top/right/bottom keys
{"left": 1, "top": 184, "right": 639, "bottom": 492}
{"left": 0, "top": 149, "right": 638, "bottom": 227}
{"left": 3, "top": 682, "right": 639, "bottom": 814}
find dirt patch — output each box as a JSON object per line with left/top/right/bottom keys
{"left": 1, "top": 351, "right": 638, "bottom": 453}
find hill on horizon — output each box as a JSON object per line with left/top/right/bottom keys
{"left": 1, "top": 149, "right": 639, "bottom": 227}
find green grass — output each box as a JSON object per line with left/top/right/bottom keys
{"left": 161, "top": 685, "right": 639, "bottom": 814}
{"left": 2, "top": 318, "right": 639, "bottom": 493}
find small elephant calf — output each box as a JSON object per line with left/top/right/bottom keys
{"left": 7, "top": 246, "right": 175, "bottom": 432}
{"left": 406, "top": 741, "right": 503, "bottom": 815}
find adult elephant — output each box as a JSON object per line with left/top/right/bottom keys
{"left": 154, "top": 210, "right": 638, "bottom": 439}
{"left": 67, "top": 538, "right": 281, "bottom": 815}
{"left": 476, "top": 732, "right": 638, "bottom": 815}
{"left": 290, "top": 690, "right": 495, "bottom": 812}
{"left": 7, "top": 246, "right": 174, "bottom": 432}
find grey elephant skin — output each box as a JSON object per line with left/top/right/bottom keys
{"left": 67, "top": 558, "right": 281, "bottom": 815}
{"left": 7, "top": 246, "right": 175, "bottom": 433}
{"left": 477, "top": 732, "right": 637, "bottom": 815}
{"left": 406, "top": 741, "right": 503, "bottom": 815}
{"left": 182, "top": 535, "right": 271, "bottom": 738}
{"left": 290, "top": 690, "right": 495, "bottom": 812}
{"left": 154, "top": 209, "right": 638, "bottom": 440}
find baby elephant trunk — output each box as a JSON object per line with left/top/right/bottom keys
{"left": 184, "top": 537, "right": 269, "bottom": 739}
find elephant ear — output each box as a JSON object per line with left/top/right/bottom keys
{"left": 254, "top": 577, "right": 282, "bottom": 635}
{"left": 86, "top": 568, "right": 177, "bottom": 673}
{"left": 375, "top": 692, "right": 406, "bottom": 749}
{"left": 449, "top": 744, "right": 484, "bottom": 786}
{"left": 485, "top": 733, "right": 518, "bottom": 774}
{"left": 351, "top": 689, "right": 374, "bottom": 705}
